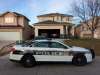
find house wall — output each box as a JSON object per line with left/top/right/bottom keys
{"left": 76, "top": 24, "right": 93, "bottom": 38}
{"left": 22, "top": 18, "right": 33, "bottom": 40}
{"left": 37, "top": 16, "right": 72, "bottom": 23}
{"left": 94, "top": 27, "right": 100, "bottom": 39}
{"left": 70, "top": 26, "right": 75, "bottom": 36}
{"left": 75, "top": 26, "right": 81, "bottom": 37}
{"left": 38, "top": 17, "right": 53, "bottom": 22}
{"left": 76, "top": 22, "right": 100, "bottom": 39}
{"left": 80, "top": 30, "right": 92, "bottom": 38}
{"left": 0, "top": 12, "right": 33, "bottom": 41}
{"left": 0, "top": 13, "right": 18, "bottom": 26}
{"left": 18, "top": 16, "right": 24, "bottom": 27}
{"left": 0, "top": 13, "right": 25, "bottom": 27}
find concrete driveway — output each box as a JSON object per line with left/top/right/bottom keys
{"left": 0, "top": 41, "right": 14, "bottom": 49}
{"left": 0, "top": 41, "right": 15, "bottom": 56}
{"left": 0, "top": 55, "right": 100, "bottom": 75}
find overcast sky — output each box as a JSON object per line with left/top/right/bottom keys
{"left": 0, "top": 0, "right": 75, "bottom": 24}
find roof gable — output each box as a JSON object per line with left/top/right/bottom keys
{"left": 34, "top": 20, "right": 74, "bottom": 26}
{"left": 0, "top": 11, "right": 17, "bottom": 17}
{"left": 0, "top": 11, "right": 30, "bottom": 21}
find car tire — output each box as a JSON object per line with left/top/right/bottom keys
{"left": 72, "top": 54, "right": 87, "bottom": 66}
{"left": 21, "top": 54, "right": 36, "bottom": 67}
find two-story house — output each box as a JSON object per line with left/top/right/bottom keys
{"left": 33, "top": 13, "right": 74, "bottom": 38}
{"left": 75, "top": 17, "right": 100, "bottom": 39}
{"left": 0, "top": 11, "right": 33, "bottom": 41}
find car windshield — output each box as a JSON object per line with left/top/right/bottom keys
{"left": 16, "top": 40, "right": 33, "bottom": 47}
{"left": 31, "top": 41, "right": 69, "bottom": 49}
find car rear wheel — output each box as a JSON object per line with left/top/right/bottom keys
{"left": 72, "top": 54, "right": 87, "bottom": 66}
{"left": 21, "top": 54, "right": 36, "bottom": 67}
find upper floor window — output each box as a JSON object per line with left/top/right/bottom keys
{"left": 5, "top": 17, "right": 14, "bottom": 23}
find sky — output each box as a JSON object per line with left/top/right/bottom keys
{"left": 0, "top": 0, "right": 76, "bottom": 24}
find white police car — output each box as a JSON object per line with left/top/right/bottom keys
{"left": 9, "top": 40, "right": 95, "bottom": 67}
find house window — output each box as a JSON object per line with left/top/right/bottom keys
{"left": 5, "top": 17, "right": 14, "bottom": 23}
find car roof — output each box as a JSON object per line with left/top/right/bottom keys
{"left": 32, "top": 39, "right": 56, "bottom": 42}
{"left": 32, "top": 39, "right": 64, "bottom": 43}
{"left": 33, "top": 39, "right": 66, "bottom": 46}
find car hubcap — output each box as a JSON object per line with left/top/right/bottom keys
{"left": 77, "top": 58, "right": 81, "bottom": 62}
{"left": 26, "top": 59, "right": 31, "bottom": 63}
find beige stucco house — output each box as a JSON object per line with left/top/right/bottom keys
{"left": 0, "top": 11, "right": 33, "bottom": 41}
{"left": 75, "top": 17, "right": 100, "bottom": 39}
{"left": 33, "top": 13, "right": 74, "bottom": 38}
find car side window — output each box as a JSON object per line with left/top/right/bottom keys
{"left": 34, "top": 42, "right": 49, "bottom": 47}
{"left": 50, "top": 42, "right": 68, "bottom": 49}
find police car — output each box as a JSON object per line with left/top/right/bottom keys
{"left": 9, "top": 39, "right": 95, "bottom": 67}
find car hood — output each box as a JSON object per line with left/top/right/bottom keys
{"left": 71, "top": 46, "right": 89, "bottom": 52}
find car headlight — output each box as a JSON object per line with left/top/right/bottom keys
{"left": 13, "top": 50, "right": 23, "bottom": 55}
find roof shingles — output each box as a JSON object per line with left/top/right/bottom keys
{"left": 37, "top": 13, "right": 73, "bottom": 17}
{"left": 0, "top": 11, "right": 30, "bottom": 21}
{"left": 34, "top": 20, "right": 73, "bottom": 26}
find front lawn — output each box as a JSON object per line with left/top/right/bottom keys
{"left": 64, "top": 39, "right": 100, "bottom": 56}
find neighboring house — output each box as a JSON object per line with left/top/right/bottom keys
{"left": 0, "top": 11, "right": 33, "bottom": 41}
{"left": 74, "top": 25, "right": 81, "bottom": 38}
{"left": 33, "top": 13, "right": 74, "bottom": 38}
{"left": 75, "top": 17, "right": 100, "bottom": 39}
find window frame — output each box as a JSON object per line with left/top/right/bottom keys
{"left": 4, "top": 17, "right": 14, "bottom": 23}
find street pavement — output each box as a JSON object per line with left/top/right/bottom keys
{"left": 0, "top": 55, "right": 100, "bottom": 75}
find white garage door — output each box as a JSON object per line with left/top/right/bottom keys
{"left": 0, "top": 32, "right": 21, "bottom": 41}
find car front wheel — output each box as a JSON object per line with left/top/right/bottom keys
{"left": 72, "top": 54, "right": 87, "bottom": 66}
{"left": 21, "top": 54, "right": 36, "bottom": 67}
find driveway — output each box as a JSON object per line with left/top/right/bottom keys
{"left": 0, "top": 55, "right": 100, "bottom": 75}
{"left": 0, "top": 41, "right": 15, "bottom": 56}
{"left": 0, "top": 41, "right": 14, "bottom": 49}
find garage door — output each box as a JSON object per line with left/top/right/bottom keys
{"left": 0, "top": 32, "right": 21, "bottom": 41}
{"left": 38, "top": 29, "right": 60, "bottom": 38}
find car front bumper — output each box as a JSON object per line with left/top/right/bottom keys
{"left": 85, "top": 53, "right": 93, "bottom": 63}
{"left": 9, "top": 52, "right": 23, "bottom": 62}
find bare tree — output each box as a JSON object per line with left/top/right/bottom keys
{"left": 72, "top": 0, "right": 100, "bottom": 38}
